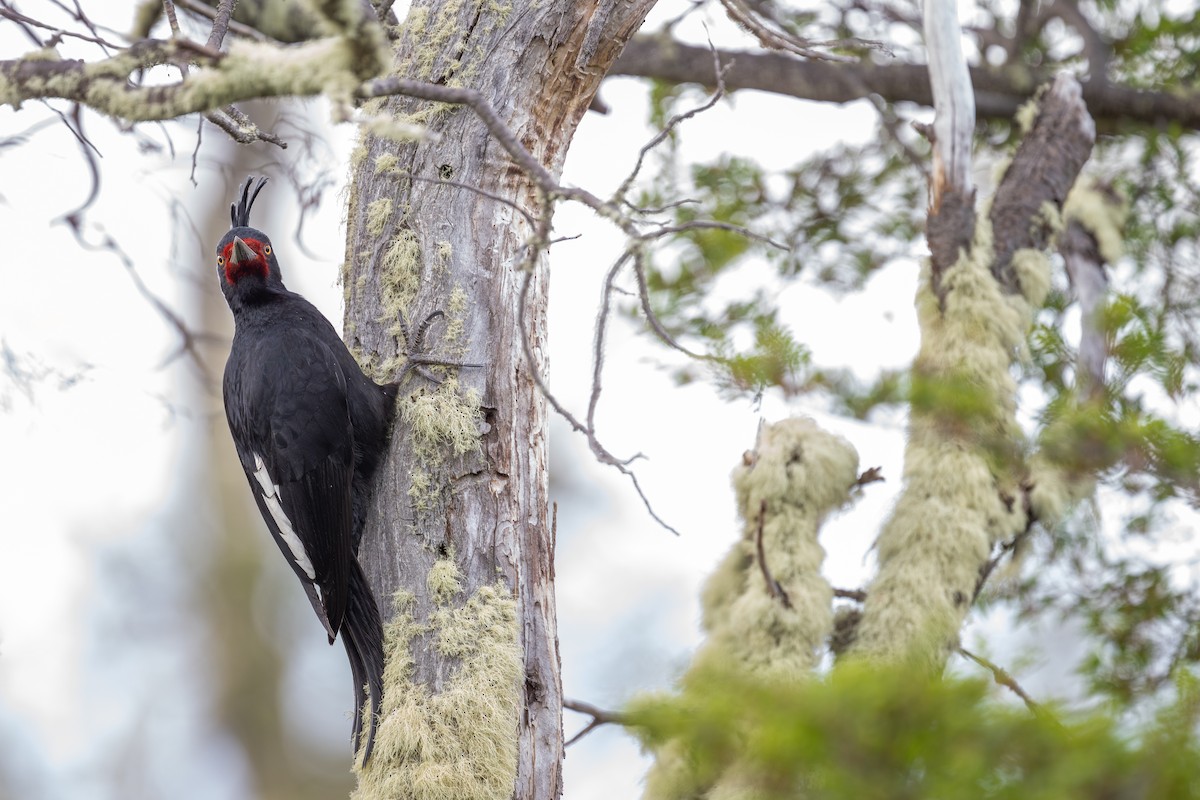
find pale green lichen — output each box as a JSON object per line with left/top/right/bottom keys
{"left": 427, "top": 555, "right": 463, "bottom": 605}
{"left": 394, "top": 0, "right": 510, "bottom": 89}
{"left": 363, "top": 114, "right": 429, "bottom": 144}
{"left": 366, "top": 198, "right": 394, "bottom": 237}
{"left": 1013, "top": 84, "right": 1047, "bottom": 135}
{"left": 439, "top": 286, "right": 469, "bottom": 352}
{"left": 436, "top": 241, "right": 453, "bottom": 267}
{"left": 701, "top": 418, "right": 858, "bottom": 677}
{"left": 407, "top": 469, "right": 433, "bottom": 512}
{"left": 353, "top": 561, "right": 521, "bottom": 800}
{"left": 399, "top": 377, "right": 483, "bottom": 461}
{"left": 851, "top": 218, "right": 1033, "bottom": 667}
{"left": 1010, "top": 247, "right": 1052, "bottom": 310}
{"left": 1064, "top": 178, "right": 1129, "bottom": 265}
{"left": 642, "top": 419, "right": 858, "bottom": 800}
{"left": 380, "top": 228, "right": 421, "bottom": 325}
{"left": 374, "top": 153, "right": 400, "bottom": 174}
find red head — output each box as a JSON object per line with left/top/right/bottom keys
{"left": 218, "top": 234, "right": 273, "bottom": 285}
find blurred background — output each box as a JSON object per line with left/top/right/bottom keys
{"left": 3, "top": 1, "right": 1194, "bottom": 799}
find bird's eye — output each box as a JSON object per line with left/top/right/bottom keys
{"left": 264, "top": 245, "right": 272, "bottom": 255}
{"left": 217, "top": 256, "right": 225, "bottom": 266}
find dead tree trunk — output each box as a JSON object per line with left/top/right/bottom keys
{"left": 344, "top": 3, "right": 656, "bottom": 798}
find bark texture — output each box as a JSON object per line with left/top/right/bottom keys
{"left": 343, "top": 2, "right": 655, "bottom": 798}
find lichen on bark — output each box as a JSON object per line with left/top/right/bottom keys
{"left": 352, "top": 558, "right": 522, "bottom": 800}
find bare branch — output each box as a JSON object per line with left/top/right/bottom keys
{"left": 718, "top": 0, "right": 887, "bottom": 62}
{"left": 0, "top": 5, "right": 121, "bottom": 48}
{"left": 518, "top": 270, "right": 680, "bottom": 536}
{"left": 203, "top": 0, "right": 236, "bottom": 50}
{"left": 958, "top": 646, "right": 1045, "bottom": 716}
{"left": 610, "top": 36, "right": 1200, "bottom": 132}
{"left": 754, "top": 500, "right": 793, "bottom": 608}
{"left": 563, "top": 699, "right": 627, "bottom": 746}
{"left": 612, "top": 37, "right": 729, "bottom": 204}
{"left": 173, "top": 0, "right": 273, "bottom": 43}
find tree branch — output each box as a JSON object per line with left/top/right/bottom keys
{"left": 922, "top": 0, "right": 976, "bottom": 292}
{"left": 608, "top": 36, "right": 1200, "bottom": 132}
{"left": 958, "top": 646, "right": 1045, "bottom": 716}
{"left": 989, "top": 75, "right": 1095, "bottom": 291}
{"left": 563, "top": 699, "right": 627, "bottom": 746}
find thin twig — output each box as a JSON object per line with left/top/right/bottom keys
{"left": 405, "top": 173, "right": 537, "bottom": 226}
{"left": 0, "top": 6, "right": 121, "bottom": 48}
{"left": 564, "top": 698, "right": 627, "bottom": 746}
{"left": 173, "top": 0, "right": 272, "bottom": 42}
{"left": 854, "top": 466, "right": 885, "bottom": 486}
{"left": 586, "top": 253, "right": 632, "bottom": 436}
{"left": 518, "top": 270, "right": 679, "bottom": 535}
{"left": 612, "top": 33, "right": 730, "bottom": 204}
{"left": 958, "top": 646, "right": 1044, "bottom": 716}
{"left": 203, "top": 0, "right": 236, "bottom": 50}
{"left": 755, "top": 500, "right": 792, "bottom": 608}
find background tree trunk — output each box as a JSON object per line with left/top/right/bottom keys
{"left": 344, "top": 2, "right": 656, "bottom": 797}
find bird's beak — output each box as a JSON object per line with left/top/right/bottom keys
{"left": 231, "top": 236, "right": 256, "bottom": 264}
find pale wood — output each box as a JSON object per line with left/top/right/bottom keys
{"left": 924, "top": 0, "right": 975, "bottom": 209}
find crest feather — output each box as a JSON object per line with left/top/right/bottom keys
{"left": 230, "top": 176, "right": 269, "bottom": 229}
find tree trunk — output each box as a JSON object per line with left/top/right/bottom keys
{"left": 344, "top": 3, "right": 656, "bottom": 798}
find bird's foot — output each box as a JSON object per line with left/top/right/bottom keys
{"left": 395, "top": 310, "right": 483, "bottom": 386}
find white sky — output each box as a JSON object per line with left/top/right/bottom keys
{"left": 0, "top": 1, "right": 1185, "bottom": 799}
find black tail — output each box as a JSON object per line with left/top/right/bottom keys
{"left": 341, "top": 558, "right": 385, "bottom": 764}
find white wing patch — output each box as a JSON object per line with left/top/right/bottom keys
{"left": 253, "top": 452, "right": 316, "bottom": 580}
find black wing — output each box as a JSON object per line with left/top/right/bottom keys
{"left": 225, "top": 331, "right": 355, "bottom": 640}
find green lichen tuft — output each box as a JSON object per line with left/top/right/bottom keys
{"left": 427, "top": 555, "right": 462, "bottom": 605}
{"left": 366, "top": 198, "right": 394, "bottom": 237}
{"left": 374, "top": 153, "right": 400, "bottom": 174}
{"left": 1010, "top": 247, "right": 1052, "bottom": 310}
{"left": 1013, "top": 83, "right": 1047, "bottom": 136}
{"left": 437, "top": 286, "right": 469, "bottom": 353}
{"left": 363, "top": 114, "right": 429, "bottom": 143}
{"left": 399, "top": 377, "right": 483, "bottom": 462}
{"left": 353, "top": 567, "right": 521, "bottom": 800}
{"left": 380, "top": 228, "right": 421, "bottom": 325}
{"left": 643, "top": 418, "right": 858, "bottom": 800}
{"left": 1064, "top": 178, "right": 1129, "bottom": 265}
{"left": 406, "top": 469, "right": 432, "bottom": 511}
{"left": 851, "top": 218, "right": 1042, "bottom": 667}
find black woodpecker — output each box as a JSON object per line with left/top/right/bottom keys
{"left": 215, "top": 176, "right": 390, "bottom": 764}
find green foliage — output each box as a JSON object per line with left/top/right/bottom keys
{"left": 1110, "top": 6, "right": 1200, "bottom": 90}
{"left": 630, "top": 0, "right": 1200, "bottom": 728}
{"left": 633, "top": 117, "right": 925, "bottom": 396}
{"left": 630, "top": 662, "right": 1200, "bottom": 800}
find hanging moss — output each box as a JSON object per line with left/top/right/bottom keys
{"left": 642, "top": 418, "right": 859, "bottom": 800}
{"left": 852, "top": 219, "right": 1035, "bottom": 666}
{"left": 352, "top": 560, "right": 522, "bottom": 800}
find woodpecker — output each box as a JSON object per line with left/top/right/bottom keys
{"left": 215, "top": 176, "right": 390, "bottom": 764}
